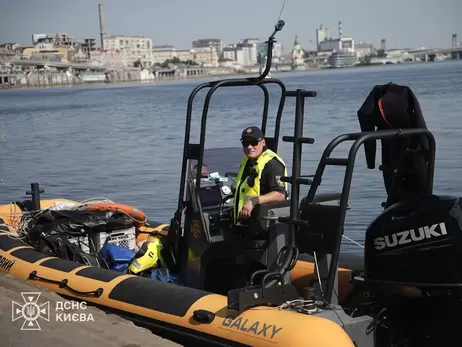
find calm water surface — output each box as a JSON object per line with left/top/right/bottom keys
{"left": 1, "top": 61, "right": 462, "bottom": 254}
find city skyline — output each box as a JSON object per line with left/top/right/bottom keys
{"left": 0, "top": 0, "right": 460, "bottom": 51}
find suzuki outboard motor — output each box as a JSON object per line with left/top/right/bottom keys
{"left": 353, "top": 83, "right": 462, "bottom": 346}
{"left": 363, "top": 195, "right": 462, "bottom": 347}
{"left": 365, "top": 195, "right": 462, "bottom": 290}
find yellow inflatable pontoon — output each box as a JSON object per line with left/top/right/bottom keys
{"left": 0, "top": 231, "right": 355, "bottom": 347}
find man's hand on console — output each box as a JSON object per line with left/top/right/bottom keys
{"left": 239, "top": 197, "right": 258, "bottom": 220}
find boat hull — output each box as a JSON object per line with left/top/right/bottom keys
{"left": 0, "top": 233, "right": 355, "bottom": 347}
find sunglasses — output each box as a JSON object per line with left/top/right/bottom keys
{"left": 241, "top": 138, "right": 261, "bottom": 147}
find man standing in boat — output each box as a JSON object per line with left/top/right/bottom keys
{"left": 233, "top": 126, "right": 288, "bottom": 224}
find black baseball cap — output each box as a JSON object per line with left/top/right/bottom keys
{"left": 240, "top": 126, "right": 264, "bottom": 141}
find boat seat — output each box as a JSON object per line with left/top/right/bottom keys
{"left": 224, "top": 199, "right": 291, "bottom": 249}
{"left": 198, "top": 201, "right": 291, "bottom": 293}
{"left": 294, "top": 195, "right": 342, "bottom": 254}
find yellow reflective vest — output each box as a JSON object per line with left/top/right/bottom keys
{"left": 233, "top": 149, "right": 288, "bottom": 224}
{"left": 128, "top": 237, "right": 168, "bottom": 274}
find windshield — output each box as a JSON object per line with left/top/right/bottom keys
{"left": 189, "top": 147, "right": 243, "bottom": 178}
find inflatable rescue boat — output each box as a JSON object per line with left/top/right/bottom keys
{"left": 3, "top": 19, "right": 456, "bottom": 347}
{"left": 0, "top": 195, "right": 357, "bottom": 347}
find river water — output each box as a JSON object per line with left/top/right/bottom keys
{"left": 1, "top": 60, "right": 462, "bottom": 254}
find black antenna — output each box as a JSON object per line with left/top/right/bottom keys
{"left": 254, "top": 20, "right": 285, "bottom": 82}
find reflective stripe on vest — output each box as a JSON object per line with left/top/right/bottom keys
{"left": 233, "top": 149, "right": 288, "bottom": 224}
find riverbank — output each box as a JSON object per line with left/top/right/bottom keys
{"left": 0, "top": 67, "right": 321, "bottom": 90}
{"left": 0, "top": 72, "right": 223, "bottom": 90}
{"left": 0, "top": 272, "right": 181, "bottom": 347}
{"left": 1, "top": 60, "right": 449, "bottom": 91}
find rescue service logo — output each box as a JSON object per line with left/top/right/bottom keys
{"left": 12, "top": 291, "right": 94, "bottom": 331}
{"left": 12, "top": 292, "right": 50, "bottom": 331}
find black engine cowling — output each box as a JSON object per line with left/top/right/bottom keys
{"left": 364, "top": 194, "right": 462, "bottom": 287}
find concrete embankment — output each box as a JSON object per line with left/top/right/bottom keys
{"left": 0, "top": 272, "right": 181, "bottom": 347}
{"left": 0, "top": 67, "right": 236, "bottom": 89}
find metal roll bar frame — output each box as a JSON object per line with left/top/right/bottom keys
{"left": 174, "top": 20, "right": 288, "bottom": 242}
{"left": 303, "top": 128, "right": 436, "bottom": 304}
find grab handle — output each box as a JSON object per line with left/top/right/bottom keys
{"left": 29, "top": 271, "right": 104, "bottom": 298}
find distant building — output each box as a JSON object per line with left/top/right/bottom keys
{"left": 0, "top": 43, "right": 22, "bottom": 61}
{"left": 176, "top": 49, "right": 192, "bottom": 62}
{"left": 316, "top": 25, "right": 330, "bottom": 51}
{"left": 34, "top": 43, "right": 54, "bottom": 50}
{"left": 69, "top": 47, "right": 88, "bottom": 63}
{"left": 90, "top": 49, "right": 123, "bottom": 68}
{"left": 81, "top": 38, "right": 97, "bottom": 59}
{"left": 151, "top": 45, "right": 175, "bottom": 64}
{"left": 355, "top": 42, "right": 375, "bottom": 58}
{"left": 151, "top": 45, "right": 192, "bottom": 64}
{"left": 223, "top": 45, "right": 253, "bottom": 66}
{"left": 255, "top": 42, "right": 282, "bottom": 63}
{"left": 222, "top": 47, "right": 236, "bottom": 61}
{"left": 292, "top": 35, "right": 305, "bottom": 69}
{"left": 22, "top": 47, "right": 70, "bottom": 62}
{"left": 32, "top": 33, "right": 79, "bottom": 49}
{"left": 222, "top": 38, "right": 262, "bottom": 67}
{"left": 190, "top": 47, "right": 218, "bottom": 67}
{"left": 30, "top": 33, "right": 102, "bottom": 63}
{"left": 243, "top": 38, "right": 259, "bottom": 44}
{"left": 315, "top": 22, "right": 357, "bottom": 68}
{"left": 242, "top": 39, "right": 258, "bottom": 65}
{"left": 103, "top": 35, "right": 153, "bottom": 67}
{"left": 0, "top": 43, "right": 21, "bottom": 52}
{"left": 329, "top": 51, "right": 357, "bottom": 68}
{"left": 192, "top": 39, "right": 223, "bottom": 55}
{"left": 316, "top": 21, "right": 357, "bottom": 68}
{"left": 319, "top": 37, "right": 355, "bottom": 53}
{"left": 255, "top": 42, "right": 267, "bottom": 57}
{"left": 0, "top": 48, "right": 17, "bottom": 60}
{"left": 273, "top": 43, "right": 283, "bottom": 60}
{"left": 386, "top": 49, "right": 413, "bottom": 59}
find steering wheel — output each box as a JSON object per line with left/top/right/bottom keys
{"left": 218, "top": 193, "right": 234, "bottom": 225}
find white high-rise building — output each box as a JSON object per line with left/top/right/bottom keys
{"left": 222, "top": 41, "right": 258, "bottom": 67}
{"left": 316, "top": 25, "right": 330, "bottom": 51}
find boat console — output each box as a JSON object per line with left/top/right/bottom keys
{"left": 184, "top": 148, "right": 240, "bottom": 243}
{"left": 182, "top": 147, "right": 294, "bottom": 292}
{"left": 188, "top": 170, "right": 234, "bottom": 241}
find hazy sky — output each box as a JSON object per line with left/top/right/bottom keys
{"left": 1, "top": 0, "right": 460, "bottom": 52}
